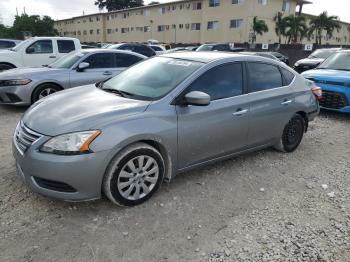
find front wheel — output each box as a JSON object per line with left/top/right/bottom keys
{"left": 32, "top": 84, "right": 61, "bottom": 103}
{"left": 274, "top": 114, "right": 306, "bottom": 153}
{"left": 103, "top": 143, "right": 165, "bottom": 206}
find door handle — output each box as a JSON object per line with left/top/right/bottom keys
{"left": 103, "top": 71, "right": 113, "bottom": 76}
{"left": 232, "top": 109, "right": 248, "bottom": 116}
{"left": 281, "top": 99, "right": 292, "bottom": 105}
{"left": 49, "top": 56, "right": 56, "bottom": 58}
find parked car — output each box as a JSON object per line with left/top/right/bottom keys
{"left": 0, "top": 49, "right": 146, "bottom": 105}
{"left": 13, "top": 52, "right": 320, "bottom": 206}
{"left": 265, "top": 52, "right": 289, "bottom": 65}
{"left": 196, "top": 43, "right": 245, "bottom": 52}
{"left": 108, "top": 43, "right": 156, "bottom": 57}
{"left": 0, "top": 39, "right": 22, "bottom": 49}
{"left": 149, "top": 44, "right": 166, "bottom": 55}
{"left": 302, "top": 50, "right": 350, "bottom": 113}
{"left": 0, "top": 37, "right": 81, "bottom": 72}
{"left": 81, "top": 44, "right": 98, "bottom": 49}
{"left": 294, "top": 48, "right": 341, "bottom": 73}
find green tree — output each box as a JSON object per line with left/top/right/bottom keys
{"left": 0, "top": 14, "right": 58, "bottom": 39}
{"left": 273, "top": 12, "right": 286, "bottom": 44}
{"left": 148, "top": 1, "right": 160, "bottom": 5}
{"left": 283, "top": 15, "right": 308, "bottom": 44}
{"left": 308, "top": 12, "right": 341, "bottom": 45}
{"left": 251, "top": 16, "right": 268, "bottom": 44}
{"left": 95, "top": 0, "right": 144, "bottom": 11}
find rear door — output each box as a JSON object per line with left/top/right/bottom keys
{"left": 22, "top": 39, "right": 57, "bottom": 67}
{"left": 176, "top": 62, "right": 250, "bottom": 169}
{"left": 246, "top": 62, "right": 295, "bottom": 147}
{"left": 57, "top": 40, "right": 76, "bottom": 59}
{"left": 69, "top": 52, "right": 118, "bottom": 87}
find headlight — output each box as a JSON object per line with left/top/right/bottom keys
{"left": 0, "top": 79, "right": 32, "bottom": 87}
{"left": 40, "top": 130, "right": 101, "bottom": 155}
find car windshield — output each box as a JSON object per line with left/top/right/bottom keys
{"left": 318, "top": 52, "right": 350, "bottom": 71}
{"left": 9, "top": 39, "right": 30, "bottom": 51}
{"left": 102, "top": 57, "right": 203, "bottom": 100}
{"left": 196, "top": 45, "right": 214, "bottom": 51}
{"left": 309, "top": 49, "right": 334, "bottom": 59}
{"left": 49, "top": 52, "right": 87, "bottom": 69}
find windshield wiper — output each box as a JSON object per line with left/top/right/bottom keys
{"left": 102, "top": 88, "right": 135, "bottom": 97}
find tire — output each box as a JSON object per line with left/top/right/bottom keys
{"left": 0, "top": 63, "right": 15, "bottom": 72}
{"left": 274, "top": 114, "right": 306, "bottom": 153}
{"left": 32, "top": 84, "right": 61, "bottom": 103}
{"left": 103, "top": 143, "right": 165, "bottom": 206}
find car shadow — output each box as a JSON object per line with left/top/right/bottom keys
{"left": 0, "top": 105, "right": 29, "bottom": 113}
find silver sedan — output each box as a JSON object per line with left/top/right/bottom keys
{"left": 0, "top": 49, "right": 146, "bottom": 105}
{"left": 13, "top": 52, "right": 320, "bottom": 206}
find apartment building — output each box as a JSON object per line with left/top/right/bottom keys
{"left": 54, "top": 0, "right": 350, "bottom": 45}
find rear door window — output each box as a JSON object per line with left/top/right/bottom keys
{"left": 0, "top": 40, "right": 16, "bottom": 49}
{"left": 247, "top": 62, "right": 283, "bottom": 92}
{"left": 57, "top": 40, "right": 76, "bottom": 53}
{"left": 115, "top": 53, "right": 143, "bottom": 67}
{"left": 83, "top": 53, "right": 116, "bottom": 68}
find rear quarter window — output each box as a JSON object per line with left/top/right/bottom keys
{"left": 280, "top": 67, "right": 295, "bottom": 85}
{"left": 0, "top": 40, "right": 16, "bottom": 49}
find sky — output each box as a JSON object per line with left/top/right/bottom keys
{"left": 0, "top": 0, "right": 349, "bottom": 26}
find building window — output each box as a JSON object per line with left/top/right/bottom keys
{"left": 209, "top": 0, "right": 220, "bottom": 7}
{"left": 107, "top": 15, "right": 111, "bottom": 20}
{"left": 121, "top": 28, "right": 129, "bottom": 33}
{"left": 282, "top": 0, "right": 290, "bottom": 12}
{"left": 172, "top": 5, "right": 176, "bottom": 10}
{"left": 230, "top": 19, "right": 243, "bottom": 28}
{"left": 232, "top": 0, "right": 244, "bottom": 4}
{"left": 144, "top": 10, "right": 150, "bottom": 16}
{"left": 96, "top": 29, "right": 100, "bottom": 35}
{"left": 123, "top": 13, "right": 129, "bottom": 19}
{"left": 89, "top": 17, "right": 93, "bottom": 22}
{"left": 144, "top": 26, "right": 151, "bottom": 32}
{"left": 136, "top": 27, "right": 143, "bottom": 32}
{"left": 160, "top": 7, "right": 166, "bottom": 14}
{"left": 131, "top": 27, "right": 134, "bottom": 31}
{"left": 172, "top": 24, "right": 176, "bottom": 29}
{"left": 96, "top": 16, "right": 100, "bottom": 21}
{"left": 179, "top": 24, "right": 184, "bottom": 29}
{"left": 115, "top": 28, "right": 118, "bottom": 32}
{"left": 193, "top": 2, "right": 202, "bottom": 10}
{"left": 258, "top": 0, "right": 267, "bottom": 5}
{"left": 179, "top": 4, "right": 184, "bottom": 9}
{"left": 158, "top": 25, "right": 165, "bottom": 32}
{"left": 107, "top": 29, "right": 112, "bottom": 34}
{"left": 90, "top": 29, "right": 94, "bottom": 34}
{"left": 207, "top": 21, "right": 219, "bottom": 29}
{"left": 191, "top": 23, "right": 201, "bottom": 30}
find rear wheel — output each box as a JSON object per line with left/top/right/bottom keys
{"left": 0, "top": 63, "right": 15, "bottom": 72}
{"left": 32, "top": 84, "right": 61, "bottom": 103}
{"left": 103, "top": 143, "right": 165, "bottom": 206}
{"left": 274, "top": 114, "right": 306, "bottom": 153}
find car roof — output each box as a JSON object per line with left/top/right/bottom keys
{"left": 162, "top": 51, "right": 267, "bottom": 63}
{"left": 0, "top": 39, "right": 22, "bottom": 42}
{"left": 29, "top": 37, "right": 79, "bottom": 41}
{"left": 77, "top": 48, "right": 147, "bottom": 58}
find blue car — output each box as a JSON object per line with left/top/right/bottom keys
{"left": 302, "top": 50, "right": 350, "bottom": 113}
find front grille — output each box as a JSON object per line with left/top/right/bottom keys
{"left": 14, "top": 122, "right": 42, "bottom": 154}
{"left": 319, "top": 91, "right": 348, "bottom": 109}
{"left": 33, "top": 177, "right": 77, "bottom": 193}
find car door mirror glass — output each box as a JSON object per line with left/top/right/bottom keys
{"left": 184, "top": 91, "right": 210, "bottom": 106}
{"left": 26, "top": 47, "right": 35, "bottom": 54}
{"left": 77, "top": 62, "right": 90, "bottom": 71}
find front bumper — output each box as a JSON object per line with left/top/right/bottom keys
{"left": 12, "top": 130, "right": 112, "bottom": 201}
{"left": 0, "top": 84, "right": 32, "bottom": 105}
{"left": 317, "top": 84, "right": 350, "bottom": 113}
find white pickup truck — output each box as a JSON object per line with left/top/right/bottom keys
{"left": 0, "top": 37, "right": 81, "bottom": 71}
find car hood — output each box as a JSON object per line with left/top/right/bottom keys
{"left": 302, "top": 69, "right": 350, "bottom": 83}
{"left": 295, "top": 58, "right": 324, "bottom": 66}
{"left": 0, "top": 67, "right": 66, "bottom": 79}
{"left": 23, "top": 85, "right": 151, "bottom": 136}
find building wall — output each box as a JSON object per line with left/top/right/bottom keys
{"left": 54, "top": 0, "right": 350, "bottom": 45}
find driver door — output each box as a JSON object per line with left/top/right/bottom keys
{"left": 176, "top": 63, "right": 250, "bottom": 169}
{"left": 22, "top": 40, "right": 57, "bottom": 67}
{"left": 69, "top": 52, "right": 119, "bottom": 88}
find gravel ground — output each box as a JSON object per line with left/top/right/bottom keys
{"left": 0, "top": 105, "right": 349, "bottom": 262}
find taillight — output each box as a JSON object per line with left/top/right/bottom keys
{"left": 311, "top": 86, "right": 322, "bottom": 100}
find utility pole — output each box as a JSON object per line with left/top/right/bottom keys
{"left": 16, "top": 7, "right": 18, "bottom": 16}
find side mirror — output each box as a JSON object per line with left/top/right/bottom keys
{"left": 26, "top": 47, "right": 35, "bottom": 54}
{"left": 77, "top": 62, "right": 90, "bottom": 71}
{"left": 183, "top": 91, "right": 210, "bottom": 106}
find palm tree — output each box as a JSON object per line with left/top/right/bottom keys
{"left": 308, "top": 12, "right": 341, "bottom": 45}
{"left": 251, "top": 16, "right": 268, "bottom": 44}
{"left": 273, "top": 12, "right": 286, "bottom": 44}
{"left": 283, "top": 15, "right": 308, "bottom": 44}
